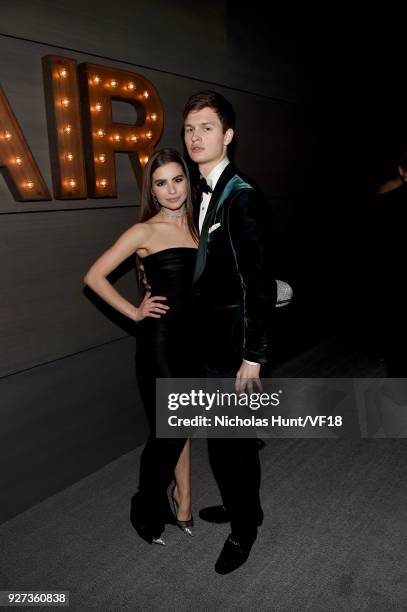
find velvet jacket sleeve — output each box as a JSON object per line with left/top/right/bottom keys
{"left": 227, "top": 188, "right": 277, "bottom": 363}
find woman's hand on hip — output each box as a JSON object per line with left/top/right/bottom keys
{"left": 134, "top": 291, "right": 169, "bottom": 321}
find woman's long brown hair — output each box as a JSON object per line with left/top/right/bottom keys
{"left": 136, "top": 148, "right": 198, "bottom": 295}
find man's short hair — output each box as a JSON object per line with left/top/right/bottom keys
{"left": 183, "top": 90, "right": 235, "bottom": 133}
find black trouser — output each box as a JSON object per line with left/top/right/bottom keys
{"left": 206, "top": 367, "right": 263, "bottom": 537}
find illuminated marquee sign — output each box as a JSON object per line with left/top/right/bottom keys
{"left": 0, "top": 87, "right": 51, "bottom": 201}
{"left": 0, "top": 55, "right": 164, "bottom": 201}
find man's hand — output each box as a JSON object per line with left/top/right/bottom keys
{"left": 235, "top": 362, "right": 262, "bottom": 394}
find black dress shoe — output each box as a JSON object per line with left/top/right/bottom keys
{"left": 214, "top": 532, "right": 257, "bottom": 575}
{"left": 199, "top": 505, "right": 230, "bottom": 523}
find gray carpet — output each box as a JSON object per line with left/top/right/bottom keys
{"left": 1, "top": 338, "right": 407, "bottom": 611}
{"left": 1, "top": 437, "right": 407, "bottom": 611}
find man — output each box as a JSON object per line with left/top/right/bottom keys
{"left": 373, "top": 152, "right": 407, "bottom": 377}
{"left": 183, "top": 91, "right": 277, "bottom": 574}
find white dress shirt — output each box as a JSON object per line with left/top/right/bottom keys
{"left": 198, "top": 158, "right": 259, "bottom": 367}
{"left": 198, "top": 157, "right": 230, "bottom": 232}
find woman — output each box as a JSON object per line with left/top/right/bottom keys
{"left": 83, "top": 148, "right": 199, "bottom": 545}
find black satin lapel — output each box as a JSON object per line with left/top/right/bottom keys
{"left": 193, "top": 163, "right": 235, "bottom": 285}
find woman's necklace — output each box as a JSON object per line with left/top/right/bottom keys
{"left": 159, "top": 206, "right": 186, "bottom": 219}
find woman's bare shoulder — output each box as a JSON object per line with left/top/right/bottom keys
{"left": 122, "top": 221, "right": 155, "bottom": 239}
{"left": 110, "top": 221, "right": 156, "bottom": 255}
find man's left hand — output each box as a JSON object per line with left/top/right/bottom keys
{"left": 235, "top": 362, "right": 262, "bottom": 394}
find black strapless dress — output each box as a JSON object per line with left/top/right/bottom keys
{"left": 131, "top": 247, "right": 199, "bottom": 542}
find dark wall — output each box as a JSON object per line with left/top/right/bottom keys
{"left": 0, "top": 2, "right": 340, "bottom": 522}
{"left": 300, "top": 16, "right": 407, "bottom": 352}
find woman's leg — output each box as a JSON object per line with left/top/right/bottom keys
{"left": 133, "top": 347, "right": 186, "bottom": 540}
{"left": 173, "top": 439, "right": 192, "bottom": 520}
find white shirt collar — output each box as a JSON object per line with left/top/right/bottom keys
{"left": 204, "top": 157, "right": 230, "bottom": 191}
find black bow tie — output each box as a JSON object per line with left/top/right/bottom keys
{"left": 197, "top": 177, "right": 213, "bottom": 194}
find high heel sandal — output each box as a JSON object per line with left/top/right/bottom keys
{"left": 152, "top": 536, "right": 166, "bottom": 546}
{"left": 171, "top": 485, "right": 194, "bottom": 537}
